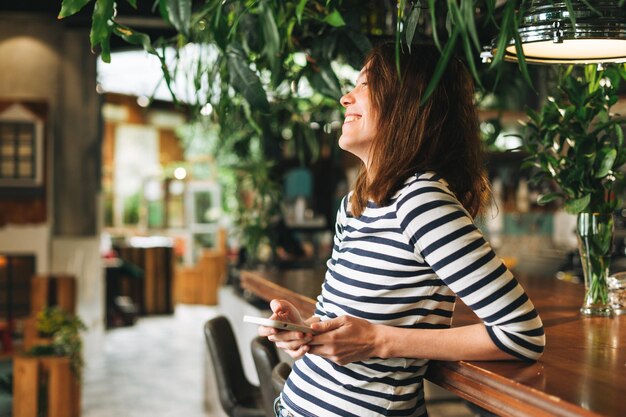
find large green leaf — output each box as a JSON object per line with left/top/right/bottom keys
{"left": 405, "top": 1, "right": 421, "bottom": 51}
{"left": 446, "top": 0, "right": 465, "bottom": 32}
{"left": 59, "top": 0, "right": 92, "bottom": 18}
{"left": 616, "top": 124, "right": 624, "bottom": 148}
{"left": 526, "top": 108, "right": 541, "bottom": 125}
{"left": 317, "top": 63, "right": 343, "bottom": 98}
{"left": 296, "top": 0, "right": 308, "bottom": 25}
{"left": 395, "top": 0, "right": 406, "bottom": 78}
{"left": 260, "top": 0, "right": 281, "bottom": 81}
{"left": 427, "top": 0, "right": 441, "bottom": 50}
{"left": 461, "top": 0, "right": 480, "bottom": 51}
{"left": 323, "top": 9, "right": 346, "bottom": 27}
{"left": 511, "top": 2, "right": 534, "bottom": 89}
{"left": 158, "top": 0, "right": 170, "bottom": 23}
{"left": 113, "top": 23, "right": 156, "bottom": 54}
{"left": 490, "top": 0, "right": 515, "bottom": 69}
{"left": 307, "top": 62, "right": 342, "bottom": 99}
{"left": 226, "top": 45, "right": 270, "bottom": 112}
{"left": 483, "top": 0, "right": 497, "bottom": 27}
{"left": 113, "top": 23, "right": 181, "bottom": 103}
{"left": 565, "top": 194, "right": 591, "bottom": 214}
{"left": 210, "top": 3, "right": 230, "bottom": 50}
{"left": 537, "top": 192, "right": 562, "bottom": 205}
{"left": 420, "top": 26, "right": 459, "bottom": 105}
{"left": 449, "top": 0, "right": 482, "bottom": 90}
{"left": 90, "top": 0, "right": 115, "bottom": 62}
{"left": 594, "top": 148, "right": 616, "bottom": 178}
{"left": 165, "top": 0, "right": 192, "bottom": 37}
{"left": 584, "top": 64, "right": 598, "bottom": 93}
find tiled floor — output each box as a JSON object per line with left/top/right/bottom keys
{"left": 81, "top": 304, "right": 477, "bottom": 417}
{"left": 82, "top": 305, "right": 219, "bottom": 417}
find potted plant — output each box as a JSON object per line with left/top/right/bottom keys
{"left": 28, "top": 306, "right": 87, "bottom": 378}
{"left": 522, "top": 63, "right": 626, "bottom": 315}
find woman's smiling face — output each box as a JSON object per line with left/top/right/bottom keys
{"left": 339, "top": 67, "right": 379, "bottom": 165}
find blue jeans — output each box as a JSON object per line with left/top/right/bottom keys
{"left": 273, "top": 397, "right": 294, "bottom": 417}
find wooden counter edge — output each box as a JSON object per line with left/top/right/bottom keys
{"left": 425, "top": 361, "right": 603, "bottom": 417}
{"left": 240, "top": 270, "right": 317, "bottom": 318}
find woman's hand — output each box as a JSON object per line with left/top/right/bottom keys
{"left": 258, "top": 299, "right": 313, "bottom": 360}
{"left": 308, "top": 315, "right": 378, "bottom": 365}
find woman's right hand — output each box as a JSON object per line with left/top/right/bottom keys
{"left": 258, "top": 299, "right": 313, "bottom": 359}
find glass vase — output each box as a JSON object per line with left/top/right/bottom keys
{"left": 576, "top": 212, "right": 614, "bottom": 316}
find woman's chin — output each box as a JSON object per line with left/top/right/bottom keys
{"left": 338, "top": 135, "right": 350, "bottom": 151}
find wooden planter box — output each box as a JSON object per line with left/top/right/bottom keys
{"left": 13, "top": 355, "right": 80, "bottom": 417}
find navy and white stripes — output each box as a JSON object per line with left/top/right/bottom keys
{"left": 282, "top": 172, "right": 545, "bottom": 417}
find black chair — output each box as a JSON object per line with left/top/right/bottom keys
{"left": 251, "top": 337, "right": 281, "bottom": 417}
{"left": 204, "top": 316, "right": 265, "bottom": 417}
{"left": 272, "top": 362, "right": 292, "bottom": 395}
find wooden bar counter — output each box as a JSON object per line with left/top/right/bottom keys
{"left": 240, "top": 268, "right": 626, "bottom": 417}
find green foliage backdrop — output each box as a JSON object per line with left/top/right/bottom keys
{"left": 57, "top": 0, "right": 626, "bottom": 258}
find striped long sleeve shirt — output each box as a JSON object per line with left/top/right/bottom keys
{"left": 280, "top": 171, "right": 545, "bottom": 417}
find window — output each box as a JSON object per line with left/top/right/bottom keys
{"left": 0, "top": 103, "right": 45, "bottom": 189}
{"left": 0, "top": 121, "right": 36, "bottom": 181}
{"left": 185, "top": 181, "right": 221, "bottom": 263}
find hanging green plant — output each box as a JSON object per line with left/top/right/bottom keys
{"left": 57, "top": 0, "right": 579, "bottom": 107}
{"left": 520, "top": 63, "right": 626, "bottom": 316}
{"left": 522, "top": 64, "right": 626, "bottom": 214}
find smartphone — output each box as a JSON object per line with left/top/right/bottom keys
{"left": 243, "top": 315, "right": 314, "bottom": 334}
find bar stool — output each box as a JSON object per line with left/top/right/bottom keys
{"left": 204, "top": 316, "right": 265, "bottom": 417}
{"left": 271, "top": 362, "right": 292, "bottom": 394}
{"left": 250, "top": 337, "right": 281, "bottom": 417}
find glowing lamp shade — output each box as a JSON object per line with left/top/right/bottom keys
{"left": 507, "top": 39, "right": 626, "bottom": 62}
{"left": 497, "top": 1, "right": 626, "bottom": 64}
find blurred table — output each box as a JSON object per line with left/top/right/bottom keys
{"left": 104, "top": 258, "right": 142, "bottom": 327}
{"left": 240, "top": 268, "right": 626, "bottom": 417}
{"left": 116, "top": 245, "right": 174, "bottom": 315}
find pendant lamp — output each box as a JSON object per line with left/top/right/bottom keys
{"left": 492, "top": 0, "right": 626, "bottom": 64}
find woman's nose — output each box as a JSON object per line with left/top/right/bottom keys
{"left": 340, "top": 90, "right": 354, "bottom": 107}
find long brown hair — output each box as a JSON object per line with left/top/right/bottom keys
{"left": 350, "top": 43, "right": 490, "bottom": 218}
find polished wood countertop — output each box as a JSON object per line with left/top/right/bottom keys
{"left": 240, "top": 268, "right": 626, "bottom": 417}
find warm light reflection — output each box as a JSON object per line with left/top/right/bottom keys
{"left": 200, "top": 103, "right": 213, "bottom": 116}
{"left": 0, "top": 256, "right": 6, "bottom": 268}
{"left": 136, "top": 95, "right": 150, "bottom": 108}
{"left": 173, "top": 167, "right": 187, "bottom": 180}
{"left": 506, "top": 39, "right": 626, "bottom": 61}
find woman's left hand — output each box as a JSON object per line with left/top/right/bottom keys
{"left": 308, "top": 316, "right": 378, "bottom": 365}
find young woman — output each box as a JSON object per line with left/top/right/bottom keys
{"left": 260, "top": 43, "right": 545, "bottom": 417}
